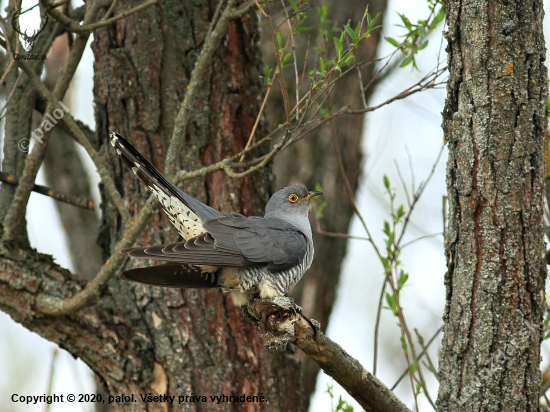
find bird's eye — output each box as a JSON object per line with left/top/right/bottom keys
{"left": 288, "top": 194, "right": 299, "bottom": 203}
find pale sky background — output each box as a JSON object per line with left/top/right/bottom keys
{"left": 1, "top": 1, "right": 550, "bottom": 412}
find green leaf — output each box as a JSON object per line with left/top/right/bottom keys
{"left": 380, "top": 256, "right": 390, "bottom": 271}
{"left": 410, "top": 360, "right": 417, "bottom": 373}
{"left": 400, "top": 53, "right": 414, "bottom": 68}
{"left": 383, "top": 174, "right": 390, "bottom": 189}
{"left": 398, "top": 271, "right": 409, "bottom": 290}
{"left": 340, "top": 52, "right": 353, "bottom": 67}
{"left": 344, "top": 25, "right": 355, "bottom": 40}
{"left": 281, "top": 53, "right": 291, "bottom": 68}
{"left": 432, "top": 5, "right": 446, "bottom": 26}
{"left": 396, "top": 204, "right": 406, "bottom": 219}
{"left": 385, "top": 292, "right": 397, "bottom": 314}
{"left": 400, "top": 336, "right": 408, "bottom": 351}
{"left": 397, "top": 13, "right": 412, "bottom": 30}
{"left": 417, "top": 40, "right": 429, "bottom": 50}
{"left": 333, "top": 37, "right": 343, "bottom": 58}
{"left": 416, "top": 382, "right": 422, "bottom": 394}
{"left": 260, "top": 66, "right": 273, "bottom": 86}
{"left": 385, "top": 232, "right": 394, "bottom": 252}
{"left": 317, "top": 5, "right": 328, "bottom": 24}
{"left": 276, "top": 31, "right": 285, "bottom": 51}
{"left": 367, "top": 12, "right": 381, "bottom": 31}
{"left": 385, "top": 36, "right": 401, "bottom": 48}
{"left": 383, "top": 220, "right": 391, "bottom": 236}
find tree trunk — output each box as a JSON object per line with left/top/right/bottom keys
{"left": 92, "top": 1, "right": 305, "bottom": 411}
{"left": 437, "top": 0, "right": 547, "bottom": 410}
{"left": 264, "top": 0, "right": 388, "bottom": 402}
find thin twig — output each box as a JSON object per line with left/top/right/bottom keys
{"left": 101, "top": 0, "right": 120, "bottom": 21}
{"left": 43, "top": 0, "right": 159, "bottom": 33}
{"left": 205, "top": 0, "right": 225, "bottom": 39}
{"left": 257, "top": 0, "right": 291, "bottom": 120}
{"left": 43, "top": 348, "right": 59, "bottom": 412}
{"left": 373, "top": 276, "right": 388, "bottom": 375}
{"left": 280, "top": 0, "right": 300, "bottom": 121}
{"left": 391, "top": 325, "right": 443, "bottom": 390}
{"left": 326, "top": 80, "right": 383, "bottom": 260}
{"left": 414, "top": 328, "right": 439, "bottom": 381}
{"left": 395, "top": 160, "right": 412, "bottom": 208}
{"left": 315, "top": 219, "right": 370, "bottom": 241}
{"left": 396, "top": 143, "right": 444, "bottom": 247}
{"left": 0, "top": 172, "right": 96, "bottom": 211}
{"left": 400, "top": 232, "right": 443, "bottom": 249}
{"left": 239, "top": 72, "right": 278, "bottom": 161}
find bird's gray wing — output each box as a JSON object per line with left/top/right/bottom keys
{"left": 110, "top": 132, "right": 228, "bottom": 239}
{"left": 205, "top": 216, "right": 308, "bottom": 271}
{"left": 121, "top": 216, "right": 308, "bottom": 271}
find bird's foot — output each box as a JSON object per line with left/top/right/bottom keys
{"left": 247, "top": 296, "right": 298, "bottom": 350}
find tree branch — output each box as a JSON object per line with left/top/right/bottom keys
{"left": 248, "top": 298, "right": 412, "bottom": 412}
{"left": 0, "top": 171, "right": 95, "bottom": 211}
{"left": 43, "top": 0, "right": 160, "bottom": 33}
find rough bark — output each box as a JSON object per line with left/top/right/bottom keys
{"left": 263, "top": 0, "right": 388, "bottom": 401}
{"left": 91, "top": 1, "right": 305, "bottom": 411}
{"left": 437, "top": 0, "right": 548, "bottom": 410}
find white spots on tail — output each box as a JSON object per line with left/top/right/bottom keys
{"left": 149, "top": 183, "right": 203, "bottom": 240}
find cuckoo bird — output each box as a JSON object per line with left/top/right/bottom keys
{"left": 110, "top": 132, "right": 322, "bottom": 305}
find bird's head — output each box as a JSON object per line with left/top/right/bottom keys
{"left": 264, "top": 184, "right": 323, "bottom": 220}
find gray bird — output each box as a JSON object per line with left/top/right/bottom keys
{"left": 110, "top": 132, "right": 322, "bottom": 305}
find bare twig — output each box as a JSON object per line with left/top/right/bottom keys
{"left": 205, "top": 0, "right": 225, "bottom": 39}
{"left": 101, "top": 0, "right": 120, "bottom": 21}
{"left": 315, "top": 219, "right": 370, "bottom": 241}
{"left": 239, "top": 72, "right": 278, "bottom": 162}
{"left": 373, "top": 276, "right": 388, "bottom": 375}
{"left": 391, "top": 326, "right": 443, "bottom": 390}
{"left": 43, "top": 348, "right": 59, "bottom": 412}
{"left": 280, "top": 0, "right": 300, "bottom": 120}
{"left": 43, "top": 0, "right": 160, "bottom": 33}
{"left": 414, "top": 328, "right": 439, "bottom": 381}
{"left": 396, "top": 143, "right": 444, "bottom": 247}
{"left": 0, "top": 172, "right": 95, "bottom": 211}
{"left": 257, "top": 0, "right": 291, "bottom": 120}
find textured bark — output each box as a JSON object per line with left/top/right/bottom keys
{"left": 91, "top": 1, "right": 305, "bottom": 411}
{"left": 264, "top": 0, "right": 388, "bottom": 401}
{"left": 437, "top": 0, "right": 548, "bottom": 410}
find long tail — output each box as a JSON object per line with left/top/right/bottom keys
{"left": 120, "top": 263, "right": 219, "bottom": 288}
{"left": 109, "top": 132, "right": 222, "bottom": 239}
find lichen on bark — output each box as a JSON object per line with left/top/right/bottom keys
{"left": 437, "top": 0, "right": 548, "bottom": 410}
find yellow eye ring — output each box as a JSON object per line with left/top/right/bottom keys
{"left": 288, "top": 194, "right": 299, "bottom": 203}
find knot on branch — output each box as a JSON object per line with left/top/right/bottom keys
{"left": 244, "top": 296, "right": 301, "bottom": 350}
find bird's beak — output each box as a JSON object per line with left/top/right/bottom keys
{"left": 303, "top": 190, "right": 323, "bottom": 201}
